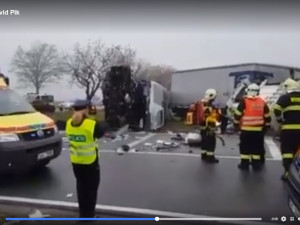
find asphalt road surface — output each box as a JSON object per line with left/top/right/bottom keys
{"left": 0, "top": 131, "right": 294, "bottom": 224}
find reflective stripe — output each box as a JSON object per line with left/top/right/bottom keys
{"left": 281, "top": 124, "right": 300, "bottom": 130}
{"left": 206, "top": 152, "right": 214, "bottom": 156}
{"left": 241, "top": 126, "right": 263, "bottom": 131}
{"left": 234, "top": 119, "right": 240, "bottom": 124}
{"left": 282, "top": 153, "right": 294, "bottom": 159}
{"left": 282, "top": 105, "right": 300, "bottom": 112}
{"left": 252, "top": 155, "right": 261, "bottom": 160}
{"left": 234, "top": 109, "right": 242, "bottom": 116}
{"left": 70, "top": 150, "right": 95, "bottom": 156}
{"left": 201, "top": 150, "right": 207, "bottom": 154}
{"left": 242, "top": 120, "right": 264, "bottom": 126}
{"left": 273, "top": 104, "right": 282, "bottom": 110}
{"left": 241, "top": 154, "right": 250, "bottom": 159}
{"left": 243, "top": 116, "right": 264, "bottom": 120}
{"left": 242, "top": 114, "right": 264, "bottom": 126}
{"left": 69, "top": 142, "right": 97, "bottom": 150}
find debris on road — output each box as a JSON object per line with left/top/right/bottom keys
{"left": 171, "top": 133, "right": 185, "bottom": 142}
{"left": 116, "top": 147, "right": 125, "bottom": 155}
{"left": 156, "top": 140, "right": 164, "bottom": 144}
{"left": 28, "top": 209, "right": 50, "bottom": 218}
{"left": 121, "top": 145, "right": 130, "bottom": 152}
{"left": 144, "top": 143, "right": 153, "bottom": 146}
{"left": 155, "top": 142, "right": 180, "bottom": 151}
{"left": 185, "top": 132, "right": 202, "bottom": 147}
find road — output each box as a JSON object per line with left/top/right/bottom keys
{"left": 0, "top": 131, "right": 294, "bottom": 224}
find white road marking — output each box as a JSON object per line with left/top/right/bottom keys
{"left": 264, "top": 137, "right": 282, "bottom": 160}
{"left": 0, "top": 196, "right": 277, "bottom": 225}
{"left": 99, "top": 149, "right": 281, "bottom": 161}
{"left": 126, "top": 133, "right": 156, "bottom": 148}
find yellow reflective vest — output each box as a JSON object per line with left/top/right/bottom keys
{"left": 66, "top": 118, "right": 98, "bottom": 165}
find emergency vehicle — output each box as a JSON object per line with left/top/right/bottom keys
{"left": 0, "top": 75, "right": 62, "bottom": 172}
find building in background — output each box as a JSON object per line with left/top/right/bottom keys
{"left": 170, "top": 63, "right": 300, "bottom": 117}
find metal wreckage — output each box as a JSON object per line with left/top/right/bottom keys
{"left": 102, "top": 65, "right": 175, "bottom": 132}
{"left": 102, "top": 65, "right": 151, "bottom": 131}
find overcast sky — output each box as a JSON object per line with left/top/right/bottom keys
{"left": 1, "top": 1, "right": 300, "bottom": 101}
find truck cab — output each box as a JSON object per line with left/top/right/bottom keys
{"left": 0, "top": 75, "right": 62, "bottom": 173}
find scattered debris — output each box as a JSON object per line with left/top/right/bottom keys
{"left": 28, "top": 209, "right": 50, "bottom": 218}
{"left": 156, "top": 142, "right": 180, "bottom": 151}
{"left": 116, "top": 148, "right": 124, "bottom": 155}
{"left": 122, "top": 145, "right": 130, "bottom": 152}
{"left": 188, "top": 150, "right": 193, "bottom": 153}
{"left": 156, "top": 140, "right": 164, "bottom": 144}
{"left": 66, "top": 193, "right": 73, "bottom": 198}
{"left": 129, "top": 148, "right": 139, "bottom": 153}
{"left": 171, "top": 133, "right": 185, "bottom": 142}
{"left": 144, "top": 143, "right": 153, "bottom": 146}
{"left": 185, "top": 132, "right": 202, "bottom": 147}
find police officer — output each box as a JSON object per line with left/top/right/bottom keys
{"left": 234, "top": 83, "right": 271, "bottom": 171}
{"left": 200, "top": 89, "right": 220, "bottom": 163}
{"left": 66, "top": 99, "right": 108, "bottom": 218}
{"left": 273, "top": 78, "right": 300, "bottom": 180}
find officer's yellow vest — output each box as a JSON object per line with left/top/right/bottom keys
{"left": 66, "top": 118, "right": 98, "bottom": 165}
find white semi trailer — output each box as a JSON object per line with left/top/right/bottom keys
{"left": 170, "top": 63, "right": 300, "bottom": 118}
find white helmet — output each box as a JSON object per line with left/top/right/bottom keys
{"left": 204, "top": 88, "right": 217, "bottom": 101}
{"left": 283, "top": 78, "right": 300, "bottom": 93}
{"left": 246, "top": 83, "right": 260, "bottom": 97}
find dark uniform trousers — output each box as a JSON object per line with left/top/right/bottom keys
{"left": 201, "top": 127, "right": 217, "bottom": 158}
{"left": 280, "top": 130, "right": 300, "bottom": 172}
{"left": 239, "top": 130, "right": 264, "bottom": 170}
{"left": 72, "top": 155, "right": 100, "bottom": 218}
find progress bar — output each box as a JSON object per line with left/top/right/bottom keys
{"left": 5, "top": 217, "right": 263, "bottom": 221}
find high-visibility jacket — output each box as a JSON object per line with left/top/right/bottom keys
{"left": 200, "top": 99, "right": 220, "bottom": 129}
{"left": 66, "top": 118, "right": 98, "bottom": 165}
{"left": 273, "top": 92, "right": 300, "bottom": 130}
{"left": 234, "top": 97, "right": 271, "bottom": 131}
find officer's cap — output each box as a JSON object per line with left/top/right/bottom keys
{"left": 72, "top": 99, "right": 90, "bottom": 111}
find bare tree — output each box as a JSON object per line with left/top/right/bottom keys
{"left": 64, "top": 40, "right": 137, "bottom": 100}
{"left": 10, "top": 42, "right": 63, "bottom": 94}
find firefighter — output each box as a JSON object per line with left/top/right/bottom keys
{"left": 65, "top": 99, "right": 108, "bottom": 218}
{"left": 234, "top": 83, "right": 271, "bottom": 171}
{"left": 200, "top": 88, "right": 220, "bottom": 163}
{"left": 273, "top": 78, "right": 300, "bottom": 180}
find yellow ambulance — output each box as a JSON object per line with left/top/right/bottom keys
{"left": 0, "top": 75, "right": 62, "bottom": 173}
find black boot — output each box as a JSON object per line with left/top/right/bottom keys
{"left": 201, "top": 153, "right": 207, "bottom": 160}
{"left": 206, "top": 156, "right": 219, "bottom": 163}
{"left": 281, "top": 171, "right": 289, "bottom": 181}
{"left": 261, "top": 155, "right": 265, "bottom": 165}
